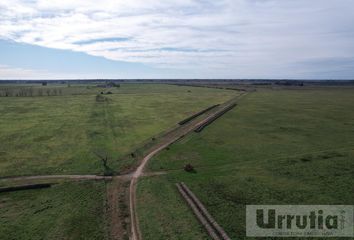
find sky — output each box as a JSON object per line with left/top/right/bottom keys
{"left": 0, "top": 0, "right": 354, "bottom": 79}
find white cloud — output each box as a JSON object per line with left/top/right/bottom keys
{"left": 0, "top": 0, "right": 354, "bottom": 78}
{"left": 0, "top": 64, "right": 53, "bottom": 79}
{"left": 0, "top": 64, "right": 97, "bottom": 79}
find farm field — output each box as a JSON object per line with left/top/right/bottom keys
{"left": 138, "top": 88, "right": 354, "bottom": 239}
{"left": 0, "top": 84, "right": 237, "bottom": 177}
{"left": 0, "top": 181, "right": 108, "bottom": 240}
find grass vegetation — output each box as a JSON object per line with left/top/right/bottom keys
{"left": 0, "top": 84, "right": 236, "bottom": 176}
{"left": 137, "top": 176, "right": 210, "bottom": 240}
{"left": 138, "top": 88, "right": 354, "bottom": 239}
{"left": 0, "top": 181, "right": 108, "bottom": 240}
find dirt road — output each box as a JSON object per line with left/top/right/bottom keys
{"left": 129, "top": 140, "right": 176, "bottom": 240}
{"left": 129, "top": 96, "right": 243, "bottom": 240}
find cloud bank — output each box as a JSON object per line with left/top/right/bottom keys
{"left": 0, "top": 0, "right": 354, "bottom": 78}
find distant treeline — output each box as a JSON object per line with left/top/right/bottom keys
{"left": 1, "top": 79, "right": 354, "bottom": 86}
{"left": 0, "top": 87, "right": 63, "bottom": 97}
{"left": 171, "top": 83, "right": 246, "bottom": 91}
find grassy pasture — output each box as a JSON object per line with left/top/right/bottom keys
{"left": 0, "top": 181, "right": 108, "bottom": 240}
{"left": 0, "top": 84, "right": 236, "bottom": 176}
{"left": 138, "top": 88, "right": 354, "bottom": 239}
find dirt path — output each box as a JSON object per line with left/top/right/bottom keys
{"left": 106, "top": 177, "right": 130, "bottom": 240}
{"left": 0, "top": 171, "right": 166, "bottom": 183}
{"left": 129, "top": 97, "right": 244, "bottom": 240}
{"left": 129, "top": 141, "right": 175, "bottom": 240}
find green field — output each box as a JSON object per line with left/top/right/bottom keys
{"left": 0, "top": 83, "right": 236, "bottom": 240}
{"left": 0, "top": 84, "right": 236, "bottom": 176}
{"left": 138, "top": 88, "right": 354, "bottom": 239}
{"left": 0, "top": 181, "right": 108, "bottom": 240}
{"left": 1, "top": 85, "right": 353, "bottom": 240}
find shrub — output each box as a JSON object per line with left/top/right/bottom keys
{"left": 184, "top": 164, "right": 195, "bottom": 173}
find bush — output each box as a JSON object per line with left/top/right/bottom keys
{"left": 184, "top": 164, "right": 195, "bottom": 173}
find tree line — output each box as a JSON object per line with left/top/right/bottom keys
{"left": 0, "top": 87, "right": 63, "bottom": 97}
